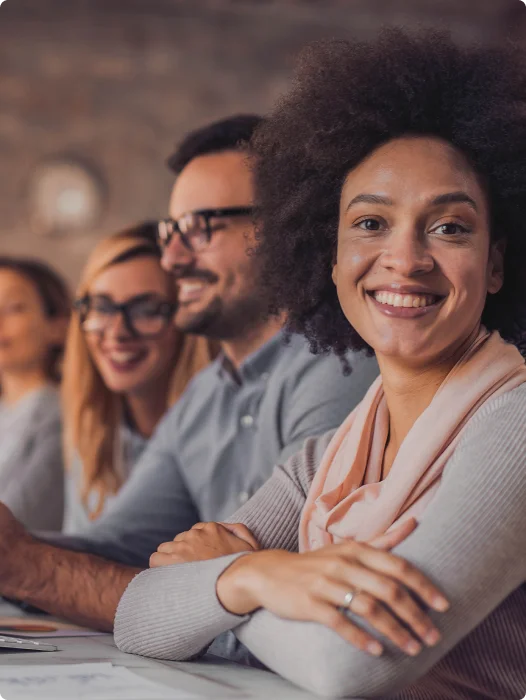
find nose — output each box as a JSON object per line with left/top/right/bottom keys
{"left": 380, "top": 227, "right": 434, "bottom": 277}
{"left": 104, "top": 312, "right": 133, "bottom": 342}
{"left": 161, "top": 235, "right": 196, "bottom": 275}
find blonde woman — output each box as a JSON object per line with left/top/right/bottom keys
{"left": 0, "top": 257, "right": 69, "bottom": 530}
{"left": 62, "top": 223, "right": 215, "bottom": 533}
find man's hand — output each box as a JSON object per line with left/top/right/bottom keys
{"left": 150, "top": 522, "right": 259, "bottom": 568}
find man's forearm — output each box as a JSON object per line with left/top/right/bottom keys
{"left": 3, "top": 537, "right": 141, "bottom": 631}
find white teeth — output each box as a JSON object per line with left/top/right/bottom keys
{"left": 178, "top": 281, "right": 206, "bottom": 301}
{"left": 179, "top": 281, "right": 204, "bottom": 293}
{"left": 373, "top": 291, "right": 436, "bottom": 308}
{"left": 108, "top": 351, "right": 142, "bottom": 363}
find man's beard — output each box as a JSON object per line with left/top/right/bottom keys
{"left": 174, "top": 293, "right": 268, "bottom": 340}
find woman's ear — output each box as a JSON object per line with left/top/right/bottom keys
{"left": 487, "top": 238, "right": 506, "bottom": 295}
{"left": 331, "top": 262, "right": 338, "bottom": 287}
{"left": 331, "top": 246, "right": 339, "bottom": 287}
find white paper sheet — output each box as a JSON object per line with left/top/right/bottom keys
{"left": 0, "top": 662, "right": 197, "bottom": 699}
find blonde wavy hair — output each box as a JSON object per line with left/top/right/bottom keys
{"left": 62, "top": 224, "right": 216, "bottom": 519}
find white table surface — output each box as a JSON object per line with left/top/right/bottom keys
{"left": 0, "top": 600, "right": 320, "bottom": 699}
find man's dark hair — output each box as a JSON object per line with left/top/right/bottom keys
{"left": 167, "top": 114, "right": 263, "bottom": 174}
{"left": 252, "top": 29, "right": 526, "bottom": 362}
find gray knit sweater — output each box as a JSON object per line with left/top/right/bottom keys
{"left": 0, "top": 384, "right": 63, "bottom": 530}
{"left": 115, "top": 385, "right": 526, "bottom": 700}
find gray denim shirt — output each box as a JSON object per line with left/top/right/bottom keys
{"left": 48, "top": 332, "right": 378, "bottom": 567}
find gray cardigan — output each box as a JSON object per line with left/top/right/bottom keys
{"left": 0, "top": 384, "right": 64, "bottom": 531}
{"left": 115, "top": 384, "right": 526, "bottom": 700}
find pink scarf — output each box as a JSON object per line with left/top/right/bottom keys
{"left": 299, "top": 329, "right": 526, "bottom": 552}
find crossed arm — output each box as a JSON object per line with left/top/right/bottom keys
{"left": 115, "top": 394, "right": 526, "bottom": 697}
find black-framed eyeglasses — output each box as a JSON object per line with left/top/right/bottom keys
{"left": 74, "top": 294, "right": 176, "bottom": 338}
{"left": 157, "top": 206, "right": 254, "bottom": 252}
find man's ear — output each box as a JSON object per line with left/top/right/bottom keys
{"left": 487, "top": 238, "right": 506, "bottom": 295}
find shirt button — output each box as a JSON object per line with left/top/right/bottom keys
{"left": 238, "top": 491, "right": 250, "bottom": 504}
{"left": 240, "top": 415, "right": 254, "bottom": 428}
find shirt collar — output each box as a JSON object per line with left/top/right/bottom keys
{"left": 216, "top": 330, "right": 286, "bottom": 385}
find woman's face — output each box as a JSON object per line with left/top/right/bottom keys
{"left": 84, "top": 256, "right": 179, "bottom": 397}
{"left": 0, "top": 269, "right": 63, "bottom": 377}
{"left": 333, "top": 136, "right": 504, "bottom": 368}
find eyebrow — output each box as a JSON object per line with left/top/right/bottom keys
{"left": 430, "top": 191, "right": 478, "bottom": 212}
{"left": 90, "top": 293, "right": 163, "bottom": 303}
{"left": 346, "top": 194, "right": 393, "bottom": 211}
{"left": 345, "top": 191, "right": 478, "bottom": 213}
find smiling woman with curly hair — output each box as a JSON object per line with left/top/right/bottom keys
{"left": 253, "top": 31, "right": 526, "bottom": 362}
{"left": 115, "top": 30, "right": 526, "bottom": 700}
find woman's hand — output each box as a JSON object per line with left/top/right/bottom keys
{"left": 149, "top": 522, "right": 259, "bottom": 568}
{"left": 216, "top": 531, "right": 449, "bottom": 658}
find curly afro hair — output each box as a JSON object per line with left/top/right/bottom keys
{"left": 252, "top": 29, "right": 526, "bottom": 362}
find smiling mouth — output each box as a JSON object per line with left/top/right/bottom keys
{"left": 366, "top": 289, "right": 446, "bottom": 318}
{"left": 105, "top": 349, "right": 148, "bottom": 371}
{"left": 370, "top": 291, "right": 443, "bottom": 308}
{"left": 177, "top": 280, "right": 209, "bottom": 304}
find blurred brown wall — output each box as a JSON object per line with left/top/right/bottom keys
{"left": 0, "top": 0, "right": 524, "bottom": 287}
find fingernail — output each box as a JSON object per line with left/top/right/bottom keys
{"left": 367, "top": 641, "right": 383, "bottom": 656}
{"left": 425, "top": 629, "right": 441, "bottom": 646}
{"left": 432, "top": 596, "right": 449, "bottom": 612}
{"left": 405, "top": 641, "right": 422, "bottom": 656}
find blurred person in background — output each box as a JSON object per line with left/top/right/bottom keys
{"left": 0, "top": 257, "right": 69, "bottom": 530}
{"left": 62, "top": 223, "right": 215, "bottom": 534}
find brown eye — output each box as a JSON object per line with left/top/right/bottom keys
{"left": 357, "top": 218, "right": 381, "bottom": 231}
{"left": 208, "top": 218, "right": 227, "bottom": 232}
{"left": 433, "top": 222, "right": 470, "bottom": 236}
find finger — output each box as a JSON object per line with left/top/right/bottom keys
{"left": 158, "top": 538, "right": 197, "bottom": 555}
{"left": 171, "top": 531, "right": 192, "bottom": 543}
{"left": 149, "top": 551, "right": 185, "bottom": 568}
{"left": 306, "top": 600, "right": 383, "bottom": 657}
{"left": 334, "top": 561, "right": 441, "bottom": 648}
{"left": 309, "top": 571, "right": 423, "bottom": 655}
{"left": 157, "top": 541, "right": 180, "bottom": 553}
{"left": 220, "top": 523, "right": 259, "bottom": 549}
{"left": 369, "top": 518, "right": 417, "bottom": 551}
{"left": 346, "top": 544, "right": 449, "bottom": 612}
{"left": 190, "top": 522, "right": 208, "bottom": 531}
{"left": 347, "top": 590, "right": 424, "bottom": 655}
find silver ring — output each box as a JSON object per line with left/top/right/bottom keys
{"left": 343, "top": 591, "right": 355, "bottom": 609}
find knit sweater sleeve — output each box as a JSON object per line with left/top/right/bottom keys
{"left": 233, "top": 386, "right": 526, "bottom": 697}
{"left": 114, "top": 432, "right": 333, "bottom": 658}
{"left": 115, "top": 387, "right": 526, "bottom": 698}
